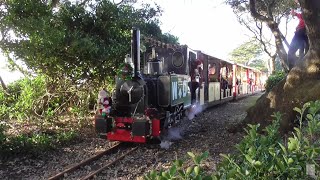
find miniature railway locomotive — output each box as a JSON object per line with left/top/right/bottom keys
{"left": 95, "top": 28, "right": 266, "bottom": 143}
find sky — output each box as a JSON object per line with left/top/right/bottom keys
{"left": 0, "top": 0, "right": 298, "bottom": 84}
{"left": 154, "top": 0, "right": 251, "bottom": 59}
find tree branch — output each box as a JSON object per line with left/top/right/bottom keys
{"left": 266, "top": 0, "right": 275, "bottom": 19}
{"left": 235, "top": 11, "right": 274, "bottom": 58}
{"left": 5, "top": 55, "right": 33, "bottom": 77}
{"left": 0, "top": 75, "right": 9, "bottom": 95}
{"left": 255, "top": 21, "right": 273, "bottom": 57}
{"left": 279, "top": 31, "right": 290, "bottom": 48}
{"left": 115, "top": 0, "right": 125, "bottom": 5}
{"left": 51, "top": 0, "right": 92, "bottom": 7}
{"left": 0, "top": 75, "right": 6, "bottom": 89}
{"left": 79, "top": 0, "right": 91, "bottom": 6}
{"left": 51, "top": 0, "right": 59, "bottom": 7}
{"left": 249, "top": 0, "right": 269, "bottom": 22}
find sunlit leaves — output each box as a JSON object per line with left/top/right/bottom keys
{"left": 0, "top": 0, "right": 177, "bottom": 83}
{"left": 229, "top": 39, "right": 263, "bottom": 65}
{"left": 214, "top": 102, "right": 320, "bottom": 179}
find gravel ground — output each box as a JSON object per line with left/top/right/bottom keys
{"left": 0, "top": 93, "right": 262, "bottom": 180}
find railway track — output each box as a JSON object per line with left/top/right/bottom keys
{"left": 48, "top": 142, "right": 138, "bottom": 180}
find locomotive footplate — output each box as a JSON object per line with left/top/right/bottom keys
{"left": 107, "top": 117, "right": 150, "bottom": 143}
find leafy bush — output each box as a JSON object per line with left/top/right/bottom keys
{"left": 144, "top": 101, "right": 320, "bottom": 179}
{"left": 0, "top": 76, "right": 46, "bottom": 121}
{"left": 215, "top": 101, "right": 320, "bottom": 179}
{"left": 144, "top": 151, "right": 213, "bottom": 180}
{"left": 264, "top": 71, "right": 286, "bottom": 92}
{"left": 0, "top": 74, "right": 99, "bottom": 123}
{"left": 0, "top": 74, "right": 92, "bottom": 156}
{"left": 0, "top": 130, "right": 78, "bottom": 157}
{"left": 0, "top": 122, "right": 7, "bottom": 145}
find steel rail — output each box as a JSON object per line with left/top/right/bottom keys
{"left": 80, "top": 147, "right": 138, "bottom": 180}
{"left": 48, "top": 142, "right": 121, "bottom": 180}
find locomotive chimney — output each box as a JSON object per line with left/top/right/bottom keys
{"left": 131, "top": 28, "right": 140, "bottom": 77}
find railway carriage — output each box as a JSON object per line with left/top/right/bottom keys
{"left": 95, "top": 28, "right": 264, "bottom": 143}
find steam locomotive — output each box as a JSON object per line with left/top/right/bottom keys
{"left": 95, "top": 28, "right": 266, "bottom": 143}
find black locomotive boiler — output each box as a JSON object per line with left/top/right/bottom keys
{"left": 95, "top": 28, "right": 265, "bottom": 143}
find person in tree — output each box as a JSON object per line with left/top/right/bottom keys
{"left": 287, "top": 0, "right": 309, "bottom": 70}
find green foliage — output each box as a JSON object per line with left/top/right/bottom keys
{"left": 229, "top": 39, "right": 268, "bottom": 72}
{"left": 0, "top": 76, "right": 46, "bottom": 121}
{"left": 0, "top": 0, "right": 178, "bottom": 158}
{"left": 227, "top": 0, "right": 295, "bottom": 18}
{"left": 274, "top": 56, "right": 284, "bottom": 72}
{"left": 264, "top": 71, "right": 286, "bottom": 92}
{"left": 227, "top": 0, "right": 298, "bottom": 72}
{"left": 116, "top": 62, "right": 133, "bottom": 80}
{"left": 0, "top": 75, "right": 84, "bottom": 156}
{"left": 249, "top": 59, "right": 268, "bottom": 72}
{"left": 144, "top": 151, "right": 213, "bottom": 180}
{"left": 0, "top": 122, "right": 7, "bottom": 145}
{"left": 0, "top": 129, "right": 78, "bottom": 156}
{"left": 214, "top": 101, "right": 320, "bottom": 179}
{"left": 229, "top": 39, "right": 263, "bottom": 65}
{"left": 0, "top": 0, "right": 178, "bottom": 83}
{"left": 0, "top": 74, "right": 100, "bottom": 124}
{"left": 145, "top": 101, "right": 320, "bottom": 179}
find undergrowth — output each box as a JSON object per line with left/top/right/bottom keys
{"left": 0, "top": 75, "right": 100, "bottom": 158}
{"left": 144, "top": 100, "right": 320, "bottom": 179}
{"left": 264, "top": 71, "right": 286, "bottom": 92}
{"left": 0, "top": 122, "right": 79, "bottom": 157}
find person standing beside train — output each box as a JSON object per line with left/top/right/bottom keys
{"left": 190, "top": 59, "right": 203, "bottom": 104}
{"left": 287, "top": 0, "right": 309, "bottom": 70}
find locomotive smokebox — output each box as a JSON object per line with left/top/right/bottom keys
{"left": 131, "top": 28, "right": 140, "bottom": 77}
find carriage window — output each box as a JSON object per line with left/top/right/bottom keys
{"left": 221, "top": 66, "right": 228, "bottom": 79}
{"left": 189, "top": 51, "right": 196, "bottom": 62}
{"left": 208, "top": 63, "right": 216, "bottom": 75}
{"left": 172, "top": 52, "right": 184, "bottom": 68}
{"left": 208, "top": 62, "right": 218, "bottom": 82}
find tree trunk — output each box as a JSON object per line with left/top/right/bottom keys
{"left": 241, "top": 0, "right": 320, "bottom": 132}
{"left": 249, "top": 0, "right": 289, "bottom": 72}
{"left": 0, "top": 75, "right": 9, "bottom": 94}
{"left": 266, "top": 21, "right": 289, "bottom": 72}
{"left": 270, "top": 55, "right": 276, "bottom": 74}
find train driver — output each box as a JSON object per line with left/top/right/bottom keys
{"left": 191, "top": 59, "right": 203, "bottom": 103}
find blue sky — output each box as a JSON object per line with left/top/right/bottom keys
{"left": 0, "top": 0, "right": 298, "bottom": 84}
